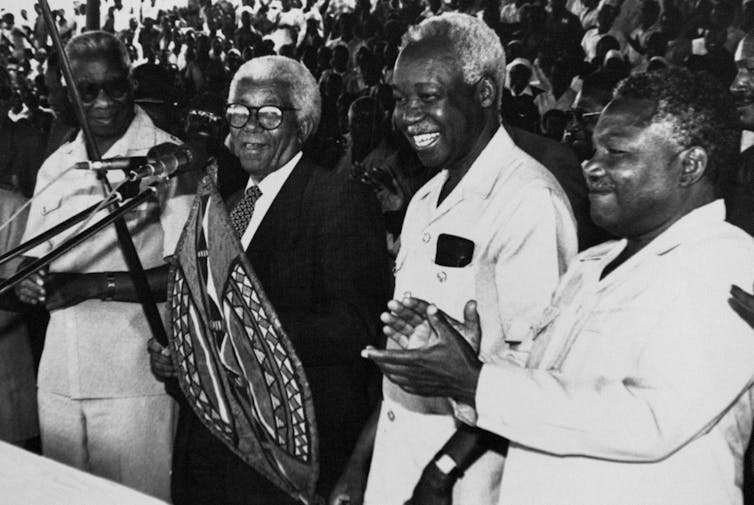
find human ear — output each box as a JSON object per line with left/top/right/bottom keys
{"left": 297, "top": 117, "right": 314, "bottom": 145}
{"left": 678, "top": 146, "right": 708, "bottom": 187}
{"left": 476, "top": 75, "right": 497, "bottom": 109}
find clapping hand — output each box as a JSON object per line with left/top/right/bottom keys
{"left": 363, "top": 300, "right": 483, "bottom": 405}
{"left": 380, "top": 297, "right": 481, "bottom": 352}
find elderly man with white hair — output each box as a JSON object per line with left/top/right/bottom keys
{"left": 152, "top": 55, "right": 391, "bottom": 505}
{"left": 329, "top": 12, "right": 577, "bottom": 505}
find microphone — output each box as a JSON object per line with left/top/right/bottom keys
{"left": 73, "top": 143, "right": 197, "bottom": 181}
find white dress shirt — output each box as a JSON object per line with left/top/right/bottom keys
{"left": 239, "top": 151, "right": 300, "bottom": 250}
{"left": 470, "top": 200, "right": 754, "bottom": 505}
{"left": 365, "top": 126, "right": 578, "bottom": 505}
{"left": 22, "top": 105, "right": 193, "bottom": 398}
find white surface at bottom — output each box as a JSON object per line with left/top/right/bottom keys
{"left": 0, "top": 440, "right": 167, "bottom": 505}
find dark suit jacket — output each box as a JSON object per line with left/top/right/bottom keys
{"left": 725, "top": 145, "right": 754, "bottom": 237}
{"left": 507, "top": 125, "right": 613, "bottom": 250}
{"left": 172, "top": 156, "right": 391, "bottom": 505}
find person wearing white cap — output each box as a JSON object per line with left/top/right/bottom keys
{"left": 502, "top": 57, "right": 543, "bottom": 134}
{"left": 580, "top": 0, "right": 626, "bottom": 62}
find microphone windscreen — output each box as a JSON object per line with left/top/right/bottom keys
{"left": 147, "top": 142, "right": 200, "bottom": 174}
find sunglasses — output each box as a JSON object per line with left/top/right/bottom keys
{"left": 225, "top": 103, "right": 297, "bottom": 131}
{"left": 77, "top": 78, "right": 130, "bottom": 103}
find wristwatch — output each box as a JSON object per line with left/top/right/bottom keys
{"left": 433, "top": 454, "right": 458, "bottom": 476}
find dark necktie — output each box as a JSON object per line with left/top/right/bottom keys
{"left": 229, "top": 185, "right": 263, "bottom": 237}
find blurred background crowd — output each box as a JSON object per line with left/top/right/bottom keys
{"left": 1, "top": 0, "right": 749, "bottom": 207}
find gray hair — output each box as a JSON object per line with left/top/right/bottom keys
{"left": 402, "top": 13, "right": 506, "bottom": 107}
{"left": 229, "top": 56, "right": 322, "bottom": 138}
{"left": 65, "top": 30, "right": 131, "bottom": 74}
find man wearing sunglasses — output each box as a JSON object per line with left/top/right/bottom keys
{"left": 150, "top": 56, "right": 390, "bottom": 505}
{"left": 14, "top": 31, "right": 193, "bottom": 500}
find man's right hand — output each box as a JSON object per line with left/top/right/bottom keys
{"left": 148, "top": 338, "right": 177, "bottom": 381}
{"left": 14, "top": 270, "right": 46, "bottom": 306}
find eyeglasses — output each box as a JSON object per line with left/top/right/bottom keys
{"left": 77, "top": 78, "right": 130, "bottom": 103}
{"left": 567, "top": 108, "right": 602, "bottom": 124}
{"left": 225, "top": 103, "right": 298, "bottom": 130}
{"left": 188, "top": 109, "right": 223, "bottom": 123}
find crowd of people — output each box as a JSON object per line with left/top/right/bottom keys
{"left": 3, "top": 0, "right": 754, "bottom": 504}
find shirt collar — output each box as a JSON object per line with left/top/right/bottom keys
{"left": 245, "top": 150, "right": 302, "bottom": 193}
{"left": 579, "top": 199, "right": 727, "bottom": 261}
{"left": 66, "top": 105, "right": 159, "bottom": 158}
{"left": 415, "top": 125, "right": 517, "bottom": 202}
{"left": 742, "top": 130, "right": 754, "bottom": 152}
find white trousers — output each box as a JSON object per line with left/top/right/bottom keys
{"left": 364, "top": 398, "right": 504, "bottom": 505}
{"left": 37, "top": 390, "right": 176, "bottom": 502}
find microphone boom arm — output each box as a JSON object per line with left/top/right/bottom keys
{"left": 0, "top": 187, "right": 158, "bottom": 297}
{"left": 0, "top": 200, "right": 110, "bottom": 269}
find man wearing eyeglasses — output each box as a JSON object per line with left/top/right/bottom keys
{"left": 13, "top": 31, "right": 193, "bottom": 500}
{"left": 562, "top": 70, "right": 625, "bottom": 163}
{"left": 151, "top": 56, "right": 390, "bottom": 505}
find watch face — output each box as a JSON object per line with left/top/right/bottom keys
{"left": 434, "top": 454, "right": 457, "bottom": 474}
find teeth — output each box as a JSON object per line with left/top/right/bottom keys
{"left": 412, "top": 133, "right": 440, "bottom": 148}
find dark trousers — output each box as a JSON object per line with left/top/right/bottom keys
{"left": 171, "top": 401, "right": 297, "bottom": 505}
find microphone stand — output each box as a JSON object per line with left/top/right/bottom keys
{"left": 38, "top": 0, "right": 172, "bottom": 352}
{"left": 0, "top": 187, "right": 158, "bottom": 297}
{"left": 0, "top": 201, "right": 108, "bottom": 268}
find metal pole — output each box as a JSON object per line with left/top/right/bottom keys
{"left": 0, "top": 188, "right": 156, "bottom": 297}
{"left": 0, "top": 201, "right": 106, "bottom": 268}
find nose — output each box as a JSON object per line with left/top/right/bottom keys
{"left": 581, "top": 154, "right": 606, "bottom": 182}
{"left": 396, "top": 98, "right": 424, "bottom": 125}
{"left": 241, "top": 112, "right": 264, "bottom": 132}
{"left": 90, "top": 87, "right": 115, "bottom": 108}
{"left": 731, "top": 70, "right": 750, "bottom": 94}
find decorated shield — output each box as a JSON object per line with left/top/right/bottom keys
{"left": 167, "top": 164, "right": 319, "bottom": 503}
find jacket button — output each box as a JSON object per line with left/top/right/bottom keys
{"left": 422, "top": 232, "right": 431, "bottom": 243}
{"left": 387, "top": 410, "right": 395, "bottom": 421}
{"left": 437, "top": 271, "right": 447, "bottom": 282}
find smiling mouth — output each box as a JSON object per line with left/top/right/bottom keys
{"left": 240, "top": 141, "right": 267, "bottom": 151}
{"left": 587, "top": 182, "right": 615, "bottom": 194}
{"left": 411, "top": 132, "right": 440, "bottom": 150}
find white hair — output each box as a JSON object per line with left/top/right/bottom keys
{"left": 402, "top": 13, "right": 506, "bottom": 107}
{"left": 229, "top": 56, "right": 321, "bottom": 138}
{"left": 66, "top": 30, "right": 132, "bottom": 74}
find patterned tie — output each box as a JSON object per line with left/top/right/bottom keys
{"left": 229, "top": 185, "right": 263, "bottom": 237}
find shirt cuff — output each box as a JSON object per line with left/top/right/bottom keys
{"left": 451, "top": 355, "right": 521, "bottom": 426}
{"left": 474, "top": 360, "right": 527, "bottom": 437}
{"left": 450, "top": 398, "right": 478, "bottom": 426}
